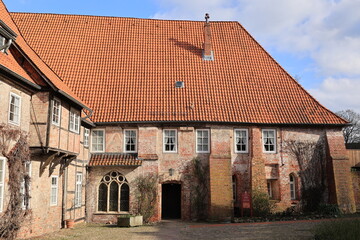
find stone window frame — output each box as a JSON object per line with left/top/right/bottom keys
{"left": 21, "top": 161, "right": 31, "bottom": 210}
{"left": 84, "top": 128, "right": 90, "bottom": 147}
{"left": 124, "top": 129, "right": 137, "bottom": 153}
{"left": 0, "top": 157, "right": 6, "bottom": 212}
{"left": 163, "top": 129, "right": 177, "bottom": 153}
{"left": 234, "top": 128, "right": 249, "bottom": 153}
{"left": 69, "top": 108, "right": 80, "bottom": 134}
{"left": 50, "top": 175, "right": 59, "bottom": 206}
{"left": 91, "top": 129, "right": 105, "bottom": 153}
{"left": 51, "top": 97, "right": 61, "bottom": 126}
{"left": 75, "top": 172, "right": 83, "bottom": 208}
{"left": 262, "top": 129, "right": 276, "bottom": 153}
{"left": 8, "top": 92, "right": 21, "bottom": 126}
{"left": 196, "top": 129, "right": 210, "bottom": 153}
{"left": 97, "top": 171, "right": 130, "bottom": 213}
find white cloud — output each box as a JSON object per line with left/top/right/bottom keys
{"left": 309, "top": 77, "right": 360, "bottom": 113}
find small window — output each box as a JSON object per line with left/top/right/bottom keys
{"left": 175, "top": 81, "right": 184, "bottom": 88}
{"left": 69, "top": 108, "right": 80, "bottom": 133}
{"left": 75, "top": 173, "right": 83, "bottom": 207}
{"left": 290, "top": 174, "right": 297, "bottom": 200}
{"left": 163, "top": 129, "right": 177, "bottom": 152}
{"left": 21, "top": 161, "right": 31, "bottom": 209}
{"left": 50, "top": 176, "right": 58, "bottom": 206}
{"left": 8, "top": 92, "right": 21, "bottom": 125}
{"left": 51, "top": 98, "right": 61, "bottom": 126}
{"left": 124, "top": 130, "right": 137, "bottom": 153}
{"left": 267, "top": 180, "right": 273, "bottom": 199}
{"left": 262, "top": 129, "right": 276, "bottom": 153}
{"left": 234, "top": 129, "right": 248, "bottom": 153}
{"left": 0, "top": 157, "right": 6, "bottom": 212}
{"left": 84, "top": 128, "right": 90, "bottom": 147}
{"left": 196, "top": 129, "right": 210, "bottom": 153}
{"left": 92, "top": 130, "right": 105, "bottom": 152}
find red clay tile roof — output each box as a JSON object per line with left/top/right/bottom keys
{"left": 89, "top": 153, "right": 142, "bottom": 167}
{"left": 10, "top": 12, "right": 347, "bottom": 125}
{"left": 0, "top": 48, "right": 33, "bottom": 83}
{"left": 0, "top": 1, "right": 88, "bottom": 108}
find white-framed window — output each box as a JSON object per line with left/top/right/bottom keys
{"left": 234, "top": 129, "right": 248, "bottom": 153}
{"left": 84, "top": 128, "right": 90, "bottom": 147}
{"left": 196, "top": 129, "right": 210, "bottom": 153}
{"left": 91, "top": 129, "right": 105, "bottom": 152}
{"left": 124, "top": 130, "right": 137, "bottom": 153}
{"left": 21, "top": 161, "right": 32, "bottom": 209}
{"left": 51, "top": 98, "right": 61, "bottom": 126}
{"left": 50, "top": 176, "right": 58, "bottom": 206}
{"left": 290, "top": 174, "right": 296, "bottom": 200}
{"left": 262, "top": 129, "right": 276, "bottom": 153}
{"left": 75, "top": 173, "right": 83, "bottom": 208}
{"left": 0, "top": 157, "right": 6, "bottom": 212}
{"left": 163, "top": 129, "right": 177, "bottom": 153}
{"left": 8, "top": 92, "right": 21, "bottom": 125}
{"left": 69, "top": 108, "right": 80, "bottom": 133}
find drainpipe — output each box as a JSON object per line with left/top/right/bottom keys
{"left": 61, "top": 164, "right": 68, "bottom": 228}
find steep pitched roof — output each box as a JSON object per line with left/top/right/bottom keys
{"left": 0, "top": 1, "right": 88, "bottom": 109}
{"left": 10, "top": 12, "right": 346, "bottom": 125}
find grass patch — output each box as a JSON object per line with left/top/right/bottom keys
{"left": 314, "top": 219, "right": 360, "bottom": 240}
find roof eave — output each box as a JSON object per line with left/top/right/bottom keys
{"left": 0, "top": 64, "right": 41, "bottom": 90}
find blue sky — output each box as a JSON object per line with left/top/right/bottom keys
{"left": 4, "top": 0, "right": 360, "bottom": 113}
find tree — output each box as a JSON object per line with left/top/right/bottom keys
{"left": 336, "top": 109, "right": 360, "bottom": 144}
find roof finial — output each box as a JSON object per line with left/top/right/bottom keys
{"left": 205, "top": 13, "right": 210, "bottom": 23}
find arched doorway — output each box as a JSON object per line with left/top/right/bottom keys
{"left": 162, "top": 183, "right": 181, "bottom": 219}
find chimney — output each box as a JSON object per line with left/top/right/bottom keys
{"left": 203, "top": 13, "right": 214, "bottom": 61}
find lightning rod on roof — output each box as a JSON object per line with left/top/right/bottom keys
{"left": 205, "top": 13, "right": 210, "bottom": 23}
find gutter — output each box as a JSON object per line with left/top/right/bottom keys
{"left": 0, "top": 64, "right": 41, "bottom": 90}
{"left": 93, "top": 120, "right": 349, "bottom": 128}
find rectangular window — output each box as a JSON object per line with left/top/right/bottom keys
{"left": 51, "top": 98, "right": 61, "bottom": 126}
{"left": 124, "top": 130, "right": 137, "bottom": 153}
{"left": 84, "top": 128, "right": 90, "bottom": 147}
{"left": 0, "top": 157, "right": 6, "bottom": 212}
{"left": 69, "top": 108, "right": 80, "bottom": 133}
{"left": 8, "top": 92, "right": 21, "bottom": 125}
{"left": 91, "top": 130, "right": 105, "bottom": 152}
{"left": 50, "top": 176, "right": 58, "bottom": 206}
{"left": 163, "top": 129, "right": 177, "bottom": 152}
{"left": 75, "top": 173, "right": 83, "bottom": 207}
{"left": 262, "top": 129, "right": 276, "bottom": 153}
{"left": 196, "top": 129, "right": 210, "bottom": 153}
{"left": 234, "top": 129, "right": 248, "bottom": 153}
{"left": 267, "top": 180, "right": 273, "bottom": 199}
{"left": 21, "top": 161, "right": 31, "bottom": 209}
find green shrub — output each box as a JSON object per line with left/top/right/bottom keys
{"left": 314, "top": 219, "right": 360, "bottom": 240}
{"left": 252, "top": 190, "right": 275, "bottom": 217}
{"left": 317, "top": 204, "right": 341, "bottom": 215}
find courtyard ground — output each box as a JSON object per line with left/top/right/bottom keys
{"left": 28, "top": 219, "right": 332, "bottom": 240}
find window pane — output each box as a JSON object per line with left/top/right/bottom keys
{"left": 109, "top": 181, "right": 119, "bottom": 211}
{"left": 120, "top": 184, "right": 129, "bottom": 211}
{"left": 98, "top": 183, "right": 108, "bottom": 211}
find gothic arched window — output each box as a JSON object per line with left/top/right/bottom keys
{"left": 289, "top": 173, "right": 297, "bottom": 200}
{"left": 98, "top": 171, "right": 129, "bottom": 212}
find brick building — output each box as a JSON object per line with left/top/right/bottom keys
{"left": 0, "top": 0, "right": 357, "bottom": 238}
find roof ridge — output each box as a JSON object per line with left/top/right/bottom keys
{"left": 11, "top": 11, "right": 237, "bottom": 23}
{"left": 234, "top": 21, "right": 346, "bottom": 124}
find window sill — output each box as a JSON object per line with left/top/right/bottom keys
{"left": 94, "top": 211, "right": 130, "bottom": 215}
{"left": 8, "top": 120, "right": 20, "bottom": 126}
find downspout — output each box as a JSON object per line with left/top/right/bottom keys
{"left": 61, "top": 164, "right": 68, "bottom": 228}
